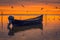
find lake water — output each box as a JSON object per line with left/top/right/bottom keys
{"left": 0, "top": 15, "right": 60, "bottom": 40}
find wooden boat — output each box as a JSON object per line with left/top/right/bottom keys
{"left": 7, "top": 15, "right": 43, "bottom": 36}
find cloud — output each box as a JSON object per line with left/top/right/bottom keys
{"left": 0, "top": 0, "right": 18, "bottom": 6}
{"left": 0, "top": 0, "right": 60, "bottom": 6}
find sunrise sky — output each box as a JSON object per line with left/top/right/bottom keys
{"left": 0, "top": 0, "right": 60, "bottom": 14}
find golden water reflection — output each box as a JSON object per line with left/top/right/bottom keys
{"left": 0, "top": 15, "right": 60, "bottom": 32}
{"left": 0, "top": 15, "right": 60, "bottom": 40}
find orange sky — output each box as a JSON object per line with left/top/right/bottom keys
{"left": 0, "top": 3, "right": 60, "bottom": 14}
